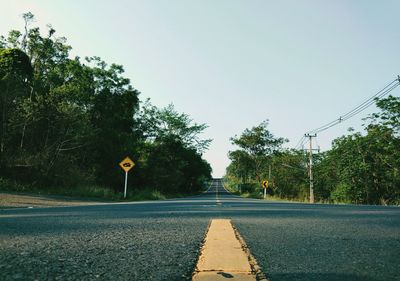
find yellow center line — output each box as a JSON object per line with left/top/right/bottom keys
{"left": 192, "top": 219, "right": 267, "bottom": 280}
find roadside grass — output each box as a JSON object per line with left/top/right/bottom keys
{"left": 223, "top": 184, "right": 240, "bottom": 195}
{"left": 225, "top": 185, "right": 365, "bottom": 205}
{"left": 223, "top": 180, "right": 400, "bottom": 206}
{"left": 263, "top": 195, "right": 308, "bottom": 203}
{"left": 0, "top": 178, "right": 119, "bottom": 201}
{"left": 223, "top": 181, "right": 308, "bottom": 203}
{"left": 0, "top": 177, "right": 208, "bottom": 203}
{"left": 126, "top": 189, "right": 166, "bottom": 201}
{"left": 223, "top": 182, "right": 263, "bottom": 199}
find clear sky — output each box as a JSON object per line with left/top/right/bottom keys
{"left": 1, "top": 0, "right": 399, "bottom": 177}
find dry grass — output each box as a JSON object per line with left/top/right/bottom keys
{"left": 0, "top": 192, "right": 109, "bottom": 209}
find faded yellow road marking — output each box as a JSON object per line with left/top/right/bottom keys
{"left": 192, "top": 219, "right": 267, "bottom": 280}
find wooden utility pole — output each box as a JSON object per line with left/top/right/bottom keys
{"left": 305, "top": 134, "right": 316, "bottom": 203}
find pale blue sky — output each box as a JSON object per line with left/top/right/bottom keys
{"left": 1, "top": 0, "right": 399, "bottom": 176}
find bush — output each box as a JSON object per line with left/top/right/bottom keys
{"left": 330, "top": 183, "right": 352, "bottom": 203}
{"left": 0, "top": 177, "right": 28, "bottom": 192}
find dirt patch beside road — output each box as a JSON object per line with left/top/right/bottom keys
{"left": 0, "top": 192, "right": 110, "bottom": 209}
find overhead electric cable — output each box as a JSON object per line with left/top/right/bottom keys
{"left": 305, "top": 77, "right": 400, "bottom": 135}
{"left": 295, "top": 136, "right": 306, "bottom": 149}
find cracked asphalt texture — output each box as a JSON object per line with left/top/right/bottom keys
{"left": 1, "top": 180, "right": 399, "bottom": 281}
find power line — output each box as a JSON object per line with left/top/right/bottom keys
{"left": 295, "top": 135, "right": 307, "bottom": 150}
{"left": 294, "top": 76, "right": 399, "bottom": 151}
{"left": 305, "top": 77, "right": 400, "bottom": 135}
{"left": 293, "top": 77, "right": 400, "bottom": 203}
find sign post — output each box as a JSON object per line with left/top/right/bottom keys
{"left": 119, "top": 157, "right": 135, "bottom": 199}
{"left": 262, "top": 180, "right": 269, "bottom": 199}
{"left": 124, "top": 171, "right": 128, "bottom": 199}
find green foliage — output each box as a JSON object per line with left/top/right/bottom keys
{"left": 230, "top": 120, "right": 287, "bottom": 156}
{"left": 0, "top": 48, "right": 33, "bottom": 168}
{"left": 226, "top": 96, "right": 400, "bottom": 205}
{"left": 226, "top": 121, "right": 298, "bottom": 199}
{"left": 330, "top": 183, "right": 352, "bottom": 204}
{"left": 269, "top": 150, "right": 309, "bottom": 200}
{"left": 228, "top": 120, "right": 287, "bottom": 183}
{"left": 226, "top": 150, "right": 254, "bottom": 183}
{"left": 0, "top": 48, "right": 33, "bottom": 78}
{"left": 0, "top": 13, "right": 212, "bottom": 198}
{"left": 0, "top": 177, "right": 28, "bottom": 191}
{"left": 139, "top": 100, "right": 212, "bottom": 154}
{"left": 320, "top": 104, "right": 400, "bottom": 204}
{"left": 127, "top": 189, "right": 167, "bottom": 201}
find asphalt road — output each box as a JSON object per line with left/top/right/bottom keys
{"left": 1, "top": 180, "right": 399, "bottom": 281}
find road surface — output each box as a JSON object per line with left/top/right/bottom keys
{"left": 1, "top": 179, "right": 399, "bottom": 280}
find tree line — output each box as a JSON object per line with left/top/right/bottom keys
{"left": 225, "top": 96, "right": 400, "bottom": 205}
{"left": 0, "top": 13, "right": 212, "bottom": 197}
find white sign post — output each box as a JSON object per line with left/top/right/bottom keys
{"left": 262, "top": 180, "right": 269, "bottom": 199}
{"left": 124, "top": 171, "right": 128, "bottom": 199}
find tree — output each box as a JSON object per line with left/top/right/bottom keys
{"left": 270, "top": 150, "right": 308, "bottom": 199}
{"left": 314, "top": 95, "right": 400, "bottom": 204}
{"left": 0, "top": 12, "right": 212, "bottom": 197}
{"left": 138, "top": 101, "right": 212, "bottom": 194}
{"left": 229, "top": 120, "right": 287, "bottom": 182}
{"left": 86, "top": 57, "right": 140, "bottom": 188}
{"left": 139, "top": 100, "right": 212, "bottom": 154}
{"left": 0, "top": 48, "right": 33, "bottom": 167}
{"left": 227, "top": 150, "right": 254, "bottom": 184}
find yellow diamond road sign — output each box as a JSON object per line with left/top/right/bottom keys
{"left": 119, "top": 157, "right": 135, "bottom": 172}
{"left": 262, "top": 180, "right": 269, "bottom": 189}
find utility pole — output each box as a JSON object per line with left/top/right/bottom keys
{"left": 268, "top": 164, "right": 271, "bottom": 180}
{"left": 304, "top": 134, "right": 316, "bottom": 203}
{"left": 268, "top": 164, "right": 271, "bottom": 188}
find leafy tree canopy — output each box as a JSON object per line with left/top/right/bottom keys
{"left": 230, "top": 120, "right": 287, "bottom": 157}
{"left": 140, "top": 100, "right": 212, "bottom": 154}
{"left": 0, "top": 12, "right": 212, "bottom": 196}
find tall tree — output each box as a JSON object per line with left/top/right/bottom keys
{"left": 0, "top": 48, "right": 32, "bottom": 167}
{"left": 87, "top": 57, "right": 140, "bottom": 188}
{"left": 315, "top": 95, "right": 400, "bottom": 204}
{"left": 139, "top": 101, "right": 212, "bottom": 154}
{"left": 138, "top": 101, "right": 212, "bottom": 194}
{"left": 0, "top": 12, "right": 212, "bottom": 196}
{"left": 229, "top": 120, "right": 287, "bottom": 182}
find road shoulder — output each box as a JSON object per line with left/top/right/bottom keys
{"left": 0, "top": 192, "right": 110, "bottom": 209}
